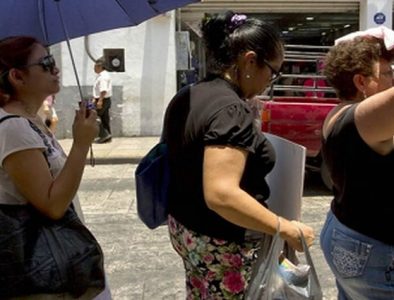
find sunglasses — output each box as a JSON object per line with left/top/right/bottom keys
{"left": 23, "top": 55, "right": 56, "bottom": 73}
{"left": 263, "top": 59, "right": 281, "bottom": 83}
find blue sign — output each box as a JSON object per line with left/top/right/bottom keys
{"left": 374, "top": 12, "right": 386, "bottom": 25}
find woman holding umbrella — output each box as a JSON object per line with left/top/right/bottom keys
{"left": 0, "top": 36, "right": 111, "bottom": 299}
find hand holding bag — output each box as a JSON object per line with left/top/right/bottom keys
{"left": 246, "top": 224, "right": 322, "bottom": 300}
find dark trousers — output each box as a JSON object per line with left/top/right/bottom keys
{"left": 96, "top": 97, "right": 111, "bottom": 138}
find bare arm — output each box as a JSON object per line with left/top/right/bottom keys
{"left": 3, "top": 106, "right": 98, "bottom": 219}
{"left": 203, "top": 145, "right": 315, "bottom": 251}
{"left": 356, "top": 86, "right": 394, "bottom": 153}
{"left": 95, "top": 91, "right": 107, "bottom": 109}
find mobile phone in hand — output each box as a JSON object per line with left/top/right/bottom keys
{"left": 79, "top": 101, "right": 96, "bottom": 117}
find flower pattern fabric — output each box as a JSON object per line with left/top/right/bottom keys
{"left": 168, "top": 215, "right": 261, "bottom": 299}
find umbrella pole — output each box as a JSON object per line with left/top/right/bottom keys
{"left": 54, "top": 0, "right": 84, "bottom": 102}
{"left": 54, "top": 0, "right": 95, "bottom": 167}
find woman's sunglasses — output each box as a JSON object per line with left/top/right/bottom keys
{"left": 23, "top": 55, "right": 56, "bottom": 73}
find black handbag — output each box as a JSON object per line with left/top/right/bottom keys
{"left": 0, "top": 204, "right": 105, "bottom": 298}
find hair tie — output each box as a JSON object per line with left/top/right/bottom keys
{"left": 228, "top": 14, "right": 247, "bottom": 32}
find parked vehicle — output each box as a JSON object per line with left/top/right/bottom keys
{"left": 257, "top": 45, "right": 340, "bottom": 189}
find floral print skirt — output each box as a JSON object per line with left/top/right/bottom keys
{"left": 168, "top": 215, "right": 261, "bottom": 299}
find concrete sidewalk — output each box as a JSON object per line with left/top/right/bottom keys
{"left": 58, "top": 137, "right": 160, "bottom": 164}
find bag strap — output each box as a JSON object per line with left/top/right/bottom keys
{"left": 299, "top": 229, "right": 317, "bottom": 266}
{"left": 299, "top": 229, "right": 323, "bottom": 294}
{"left": 161, "top": 84, "right": 192, "bottom": 143}
{"left": 27, "top": 119, "right": 54, "bottom": 156}
{"left": 0, "top": 114, "right": 20, "bottom": 123}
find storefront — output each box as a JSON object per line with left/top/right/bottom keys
{"left": 180, "top": 11, "right": 360, "bottom": 45}
{"left": 176, "top": 0, "right": 392, "bottom": 87}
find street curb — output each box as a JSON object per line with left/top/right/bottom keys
{"left": 86, "top": 157, "right": 142, "bottom": 165}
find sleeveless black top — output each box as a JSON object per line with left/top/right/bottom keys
{"left": 322, "top": 105, "right": 394, "bottom": 245}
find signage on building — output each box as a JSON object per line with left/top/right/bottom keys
{"left": 374, "top": 12, "right": 386, "bottom": 25}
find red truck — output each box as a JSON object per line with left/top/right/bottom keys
{"left": 257, "top": 45, "right": 340, "bottom": 189}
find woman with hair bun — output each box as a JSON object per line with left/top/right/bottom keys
{"left": 163, "top": 11, "right": 315, "bottom": 298}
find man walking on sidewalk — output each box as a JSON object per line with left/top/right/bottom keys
{"left": 93, "top": 57, "right": 112, "bottom": 143}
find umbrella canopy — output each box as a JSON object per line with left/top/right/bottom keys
{"left": 0, "top": 0, "right": 199, "bottom": 46}
{"left": 0, "top": 0, "right": 200, "bottom": 100}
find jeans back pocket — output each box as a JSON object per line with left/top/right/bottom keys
{"left": 330, "top": 228, "right": 372, "bottom": 278}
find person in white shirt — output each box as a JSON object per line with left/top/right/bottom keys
{"left": 92, "top": 57, "right": 112, "bottom": 143}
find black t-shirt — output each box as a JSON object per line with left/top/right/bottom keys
{"left": 322, "top": 105, "right": 394, "bottom": 245}
{"left": 163, "top": 76, "right": 275, "bottom": 242}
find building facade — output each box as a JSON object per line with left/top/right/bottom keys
{"left": 54, "top": 0, "right": 393, "bottom": 138}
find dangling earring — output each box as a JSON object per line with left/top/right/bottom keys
{"left": 362, "top": 91, "right": 367, "bottom": 99}
{"left": 245, "top": 74, "right": 251, "bottom": 79}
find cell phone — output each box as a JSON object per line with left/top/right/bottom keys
{"left": 79, "top": 101, "right": 96, "bottom": 117}
{"left": 86, "top": 102, "right": 96, "bottom": 110}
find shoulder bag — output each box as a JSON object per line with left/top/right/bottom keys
{"left": 135, "top": 85, "right": 191, "bottom": 229}
{"left": 135, "top": 141, "right": 169, "bottom": 229}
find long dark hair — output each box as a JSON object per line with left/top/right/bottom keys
{"left": 200, "top": 11, "right": 283, "bottom": 74}
{"left": 0, "top": 36, "right": 40, "bottom": 106}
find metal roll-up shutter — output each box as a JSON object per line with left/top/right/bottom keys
{"left": 180, "top": 0, "right": 360, "bottom": 43}
{"left": 181, "top": 0, "right": 359, "bottom": 21}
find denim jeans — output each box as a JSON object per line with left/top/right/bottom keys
{"left": 320, "top": 210, "right": 394, "bottom": 300}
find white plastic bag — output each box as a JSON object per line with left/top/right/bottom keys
{"left": 246, "top": 231, "right": 322, "bottom": 300}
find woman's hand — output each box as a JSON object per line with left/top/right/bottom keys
{"left": 72, "top": 102, "right": 99, "bottom": 147}
{"left": 280, "top": 219, "right": 315, "bottom": 252}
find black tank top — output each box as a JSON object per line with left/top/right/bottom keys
{"left": 322, "top": 104, "right": 394, "bottom": 245}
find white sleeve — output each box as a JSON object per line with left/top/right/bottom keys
{"left": 0, "top": 117, "right": 45, "bottom": 166}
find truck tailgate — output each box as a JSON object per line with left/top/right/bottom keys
{"left": 261, "top": 97, "right": 338, "bottom": 157}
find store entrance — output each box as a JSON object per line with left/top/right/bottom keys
{"left": 252, "top": 12, "right": 359, "bottom": 45}
{"left": 176, "top": 11, "right": 359, "bottom": 89}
